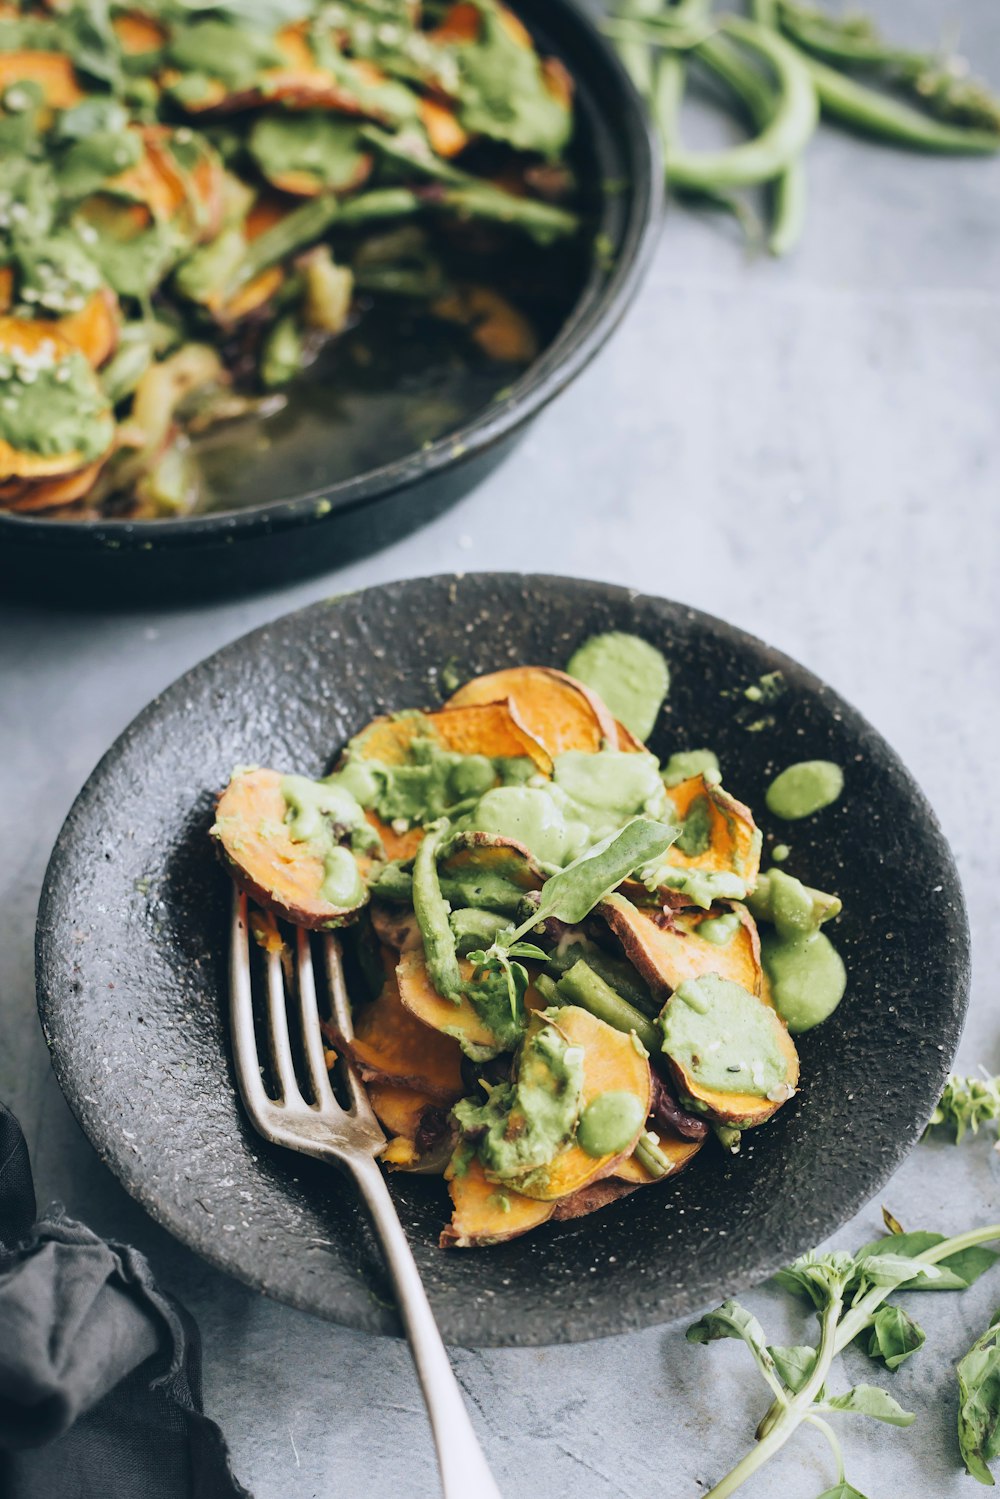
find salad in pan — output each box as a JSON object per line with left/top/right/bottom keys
{"left": 212, "top": 632, "right": 847, "bottom": 1247}
{"left": 0, "top": 0, "right": 579, "bottom": 520}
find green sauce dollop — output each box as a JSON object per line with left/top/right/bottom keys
{"left": 765, "top": 760, "right": 844, "bottom": 821}
{"left": 280, "top": 773, "right": 374, "bottom": 909}
{"left": 577, "top": 1091, "right": 645, "bottom": 1158}
{"left": 566, "top": 632, "right": 669, "bottom": 743}
{"left": 662, "top": 749, "right": 720, "bottom": 788}
{"left": 748, "top": 868, "right": 847, "bottom": 1033}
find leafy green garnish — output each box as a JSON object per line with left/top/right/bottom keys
{"left": 502, "top": 817, "right": 677, "bottom": 946}
{"left": 929, "top": 1072, "right": 1000, "bottom": 1144}
{"left": 685, "top": 1213, "right": 1000, "bottom": 1497}
{"left": 957, "top": 1307, "right": 1000, "bottom": 1484}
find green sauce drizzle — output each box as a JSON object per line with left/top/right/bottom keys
{"left": 765, "top": 760, "right": 844, "bottom": 820}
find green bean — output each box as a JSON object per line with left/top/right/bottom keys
{"left": 363, "top": 129, "right": 579, "bottom": 241}
{"left": 634, "top": 1135, "right": 674, "bottom": 1178}
{"left": 555, "top": 960, "right": 660, "bottom": 1055}
{"left": 694, "top": 31, "right": 806, "bottom": 253}
{"left": 543, "top": 941, "right": 656, "bottom": 1014}
{"left": 411, "top": 820, "right": 463, "bottom": 1002}
{"left": 259, "top": 314, "right": 303, "bottom": 389}
{"left": 449, "top": 908, "right": 511, "bottom": 956}
{"left": 801, "top": 50, "right": 1000, "bottom": 154}
{"left": 234, "top": 196, "right": 342, "bottom": 291}
{"left": 533, "top": 972, "right": 561, "bottom": 1007}
{"left": 369, "top": 862, "right": 528, "bottom": 917}
{"left": 665, "top": 17, "right": 819, "bottom": 190}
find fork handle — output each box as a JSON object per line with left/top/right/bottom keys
{"left": 347, "top": 1155, "right": 504, "bottom": 1499}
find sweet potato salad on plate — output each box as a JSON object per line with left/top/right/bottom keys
{"left": 212, "top": 632, "right": 847, "bottom": 1247}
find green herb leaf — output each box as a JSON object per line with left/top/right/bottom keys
{"left": 851, "top": 1252, "right": 945, "bottom": 1293}
{"left": 505, "top": 818, "right": 677, "bottom": 943}
{"left": 957, "top": 1308, "right": 1000, "bottom": 1484}
{"left": 816, "top": 1485, "right": 869, "bottom": 1499}
{"left": 866, "top": 1304, "right": 926, "bottom": 1371}
{"left": 687, "top": 1299, "right": 770, "bottom": 1353}
{"left": 851, "top": 1231, "right": 999, "bottom": 1292}
{"left": 930, "top": 1073, "right": 1000, "bottom": 1143}
{"left": 772, "top": 1250, "right": 856, "bottom": 1308}
{"left": 767, "top": 1344, "right": 817, "bottom": 1393}
{"left": 823, "top": 1383, "right": 915, "bottom": 1427}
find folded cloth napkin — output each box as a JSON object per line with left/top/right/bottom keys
{"left": 0, "top": 1102, "right": 251, "bottom": 1499}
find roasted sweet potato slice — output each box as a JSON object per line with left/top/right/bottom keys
{"left": 349, "top": 955, "right": 464, "bottom": 1101}
{"left": 0, "top": 320, "right": 114, "bottom": 480}
{"left": 439, "top": 830, "right": 545, "bottom": 892}
{"left": 0, "top": 51, "right": 83, "bottom": 111}
{"left": 420, "top": 96, "right": 471, "bottom": 157}
{"left": 0, "top": 458, "right": 104, "bottom": 512}
{"left": 658, "top": 774, "right": 762, "bottom": 897}
{"left": 614, "top": 1129, "right": 703, "bottom": 1183}
{"left": 431, "top": 285, "right": 538, "bottom": 364}
{"left": 660, "top": 975, "right": 799, "bottom": 1129}
{"left": 550, "top": 1176, "right": 639, "bottom": 1219}
{"left": 112, "top": 10, "right": 167, "bottom": 54}
{"left": 55, "top": 288, "right": 119, "bottom": 368}
{"left": 212, "top": 767, "right": 368, "bottom": 929}
{"left": 366, "top": 811, "right": 424, "bottom": 862}
{"left": 351, "top": 703, "right": 552, "bottom": 775}
{"left": 600, "top": 893, "right": 762, "bottom": 1003}
{"left": 509, "top": 1006, "right": 651, "bottom": 1202}
{"left": 396, "top": 949, "right": 500, "bottom": 1054}
{"left": 445, "top": 667, "right": 618, "bottom": 756}
{"left": 368, "top": 1081, "right": 445, "bottom": 1139}
{"left": 440, "top": 1157, "right": 554, "bottom": 1247}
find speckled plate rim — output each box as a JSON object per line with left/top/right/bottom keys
{"left": 35, "top": 574, "right": 971, "bottom": 1346}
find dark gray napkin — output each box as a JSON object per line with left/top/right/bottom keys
{"left": 0, "top": 1102, "right": 251, "bottom": 1499}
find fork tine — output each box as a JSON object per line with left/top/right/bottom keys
{"left": 295, "top": 927, "right": 337, "bottom": 1109}
{"left": 265, "top": 944, "right": 304, "bottom": 1107}
{"left": 322, "top": 934, "right": 379, "bottom": 1120}
{"left": 229, "top": 889, "right": 271, "bottom": 1120}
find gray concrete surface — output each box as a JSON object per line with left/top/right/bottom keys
{"left": 2, "top": 3, "right": 999, "bottom": 1493}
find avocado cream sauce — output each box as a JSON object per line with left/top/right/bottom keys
{"left": 697, "top": 910, "right": 741, "bottom": 947}
{"left": 661, "top": 975, "right": 791, "bottom": 1098}
{"left": 765, "top": 760, "right": 844, "bottom": 821}
{"left": 566, "top": 631, "right": 670, "bottom": 744}
{"left": 453, "top": 1019, "right": 584, "bottom": 1181}
{"left": 662, "top": 749, "right": 721, "bottom": 788}
{"left": 280, "top": 773, "right": 376, "bottom": 909}
{"left": 577, "top": 1090, "right": 645, "bottom": 1158}
{"left": 748, "top": 867, "right": 846, "bottom": 1033}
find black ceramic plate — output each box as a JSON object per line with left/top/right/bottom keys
{"left": 36, "top": 575, "right": 969, "bottom": 1347}
{"left": 0, "top": 0, "right": 659, "bottom": 607}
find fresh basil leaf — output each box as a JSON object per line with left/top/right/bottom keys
{"left": 686, "top": 1300, "right": 769, "bottom": 1357}
{"left": 767, "top": 1344, "right": 817, "bottom": 1393}
{"left": 824, "top": 1383, "right": 915, "bottom": 1427}
{"left": 852, "top": 1232, "right": 999, "bottom": 1292}
{"left": 957, "top": 1308, "right": 1000, "bottom": 1484}
{"left": 773, "top": 1250, "right": 856, "bottom": 1308}
{"left": 853, "top": 1252, "right": 945, "bottom": 1293}
{"left": 505, "top": 818, "right": 676, "bottom": 942}
{"left": 816, "top": 1485, "right": 869, "bottom": 1499}
{"left": 866, "top": 1305, "right": 926, "bottom": 1371}
{"left": 505, "top": 941, "right": 550, "bottom": 962}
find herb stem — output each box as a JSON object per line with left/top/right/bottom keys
{"left": 803, "top": 1413, "right": 845, "bottom": 1484}
{"left": 704, "top": 1289, "right": 843, "bottom": 1499}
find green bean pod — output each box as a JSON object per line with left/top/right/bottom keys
{"left": 411, "top": 820, "right": 464, "bottom": 1002}
{"left": 666, "top": 17, "right": 819, "bottom": 190}
{"left": 803, "top": 51, "right": 1000, "bottom": 155}
{"left": 555, "top": 959, "right": 660, "bottom": 1055}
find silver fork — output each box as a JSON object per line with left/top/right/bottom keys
{"left": 229, "top": 889, "right": 503, "bottom": 1499}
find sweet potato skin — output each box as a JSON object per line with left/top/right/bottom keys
{"left": 600, "top": 894, "right": 763, "bottom": 1002}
